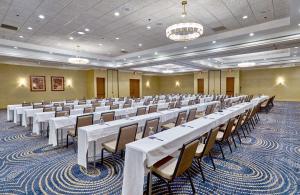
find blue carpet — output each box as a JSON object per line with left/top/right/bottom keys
{"left": 0, "top": 102, "right": 299, "bottom": 194}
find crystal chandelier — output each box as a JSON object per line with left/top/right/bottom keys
{"left": 68, "top": 45, "right": 89, "bottom": 65}
{"left": 166, "top": 0, "right": 204, "bottom": 41}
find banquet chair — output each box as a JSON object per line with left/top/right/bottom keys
{"left": 66, "top": 114, "right": 94, "bottom": 152}
{"left": 84, "top": 107, "right": 94, "bottom": 113}
{"left": 66, "top": 100, "right": 74, "bottom": 104}
{"left": 42, "top": 101, "right": 51, "bottom": 105}
{"left": 136, "top": 107, "right": 147, "bottom": 116}
{"left": 101, "top": 123, "right": 138, "bottom": 174}
{"left": 161, "top": 111, "right": 187, "bottom": 130}
{"left": 55, "top": 110, "right": 69, "bottom": 117}
{"left": 33, "top": 104, "right": 43, "bottom": 109}
{"left": 195, "top": 104, "right": 214, "bottom": 119}
{"left": 232, "top": 113, "right": 246, "bottom": 144}
{"left": 148, "top": 139, "right": 199, "bottom": 194}
{"left": 168, "top": 102, "right": 175, "bottom": 109}
{"left": 148, "top": 105, "right": 158, "bottom": 114}
{"left": 194, "top": 127, "right": 219, "bottom": 182}
{"left": 188, "top": 100, "right": 194, "bottom": 105}
{"left": 62, "top": 105, "right": 73, "bottom": 112}
{"left": 260, "top": 98, "right": 272, "bottom": 113}
{"left": 136, "top": 118, "right": 160, "bottom": 140}
{"left": 92, "top": 102, "right": 101, "bottom": 109}
{"left": 234, "top": 112, "right": 248, "bottom": 138}
{"left": 216, "top": 118, "right": 235, "bottom": 159}
{"left": 110, "top": 104, "right": 119, "bottom": 110}
{"left": 101, "top": 111, "right": 115, "bottom": 122}
{"left": 123, "top": 103, "right": 131, "bottom": 108}
{"left": 78, "top": 100, "right": 86, "bottom": 105}
{"left": 53, "top": 103, "right": 64, "bottom": 107}
{"left": 22, "top": 102, "right": 32, "bottom": 107}
{"left": 43, "top": 107, "right": 55, "bottom": 112}
{"left": 186, "top": 108, "right": 197, "bottom": 122}
{"left": 175, "top": 101, "right": 181, "bottom": 108}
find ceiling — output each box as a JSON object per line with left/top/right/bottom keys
{"left": 0, "top": 0, "right": 299, "bottom": 74}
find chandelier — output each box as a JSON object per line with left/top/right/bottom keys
{"left": 166, "top": 0, "right": 203, "bottom": 41}
{"left": 68, "top": 45, "right": 89, "bottom": 65}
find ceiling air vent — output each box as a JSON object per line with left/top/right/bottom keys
{"left": 212, "top": 26, "right": 226, "bottom": 32}
{"left": 1, "top": 24, "right": 18, "bottom": 31}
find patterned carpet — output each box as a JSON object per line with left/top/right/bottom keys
{"left": 0, "top": 102, "right": 299, "bottom": 194}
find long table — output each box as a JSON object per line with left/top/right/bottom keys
{"left": 77, "top": 101, "right": 219, "bottom": 169}
{"left": 121, "top": 96, "right": 268, "bottom": 195}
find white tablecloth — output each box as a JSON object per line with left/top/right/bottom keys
{"left": 121, "top": 100, "right": 263, "bottom": 195}
{"left": 7, "top": 104, "right": 22, "bottom": 121}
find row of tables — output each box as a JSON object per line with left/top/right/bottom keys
{"left": 121, "top": 95, "right": 269, "bottom": 195}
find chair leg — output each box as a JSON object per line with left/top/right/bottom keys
{"left": 231, "top": 135, "right": 237, "bottom": 148}
{"left": 240, "top": 126, "right": 247, "bottom": 138}
{"left": 236, "top": 131, "right": 242, "bottom": 144}
{"left": 111, "top": 153, "right": 118, "bottom": 174}
{"left": 101, "top": 148, "right": 105, "bottom": 164}
{"left": 187, "top": 170, "right": 195, "bottom": 194}
{"left": 166, "top": 181, "right": 172, "bottom": 195}
{"left": 209, "top": 152, "right": 216, "bottom": 170}
{"left": 72, "top": 137, "right": 77, "bottom": 153}
{"left": 217, "top": 142, "right": 225, "bottom": 159}
{"left": 226, "top": 139, "right": 232, "bottom": 153}
{"left": 66, "top": 134, "right": 69, "bottom": 148}
{"left": 196, "top": 158, "right": 205, "bottom": 182}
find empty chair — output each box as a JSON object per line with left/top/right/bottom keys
{"left": 123, "top": 103, "right": 131, "bottom": 108}
{"left": 161, "top": 111, "right": 187, "bottom": 130}
{"left": 194, "top": 127, "right": 219, "bottom": 182}
{"left": 175, "top": 101, "right": 181, "bottom": 108}
{"left": 92, "top": 102, "right": 101, "bottom": 108}
{"left": 84, "top": 107, "right": 94, "bottom": 113}
{"left": 78, "top": 100, "right": 86, "bottom": 105}
{"left": 53, "top": 103, "right": 64, "bottom": 107}
{"left": 66, "top": 100, "right": 74, "bottom": 103}
{"left": 168, "top": 102, "right": 175, "bottom": 109}
{"left": 22, "top": 102, "right": 32, "bottom": 107}
{"left": 67, "top": 114, "right": 94, "bottom": 152}
{"left": 136, "top": 118, "right": 160, "bottom": 139}
{"left": 43, "top": 107, "right": 55, "bottom": 112}
{"left": 216, "top": 118, "right": 236, "bottom": 159}
{"left": 231, "top": 113, "right": 246, "bottom": 144}
{"left": 148, "top": 139, "right": 199, "bottom": 194}
{"left": 101, "top": 111, "right": 115, "bottom": 122}
{"left": 42, "top": 101, "right": 51, "bottom": 105}
{"left": 55, "top": 110, "right": 69, "bottom": 117}
{"left": 33, "top": 104, "right": 43, "bottom": 109}
{"left": 105, "top": 102, "right": 113, "bottom": 107}
{"left": 186, "top": 108, "right": 197, "bottom": 122}
{"left": 110, "top": 104, "right": 119, "bottom": 110}
{"left": 136, "top": 107, "right": 147, "bottom": 116}
{"left": 148, "top": 105, "right": 158, "bottom": 114}
{"left": 101, "top": 123, "right": 138, "bottom": 173}
{"left": 62, "top": 105, "right": 73, "bottom": 112}
{"left": 188, "top": 100, "right": 194, "bottom": 105}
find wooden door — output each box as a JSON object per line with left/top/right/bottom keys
{"left": 226, "top": 77, "right": 234, "bottom": 96}
{"left": 130, "top": 79, "right": 140, "bottom": 98}
{"left": 96, "top": 77, "right": 105, "bottom": 98}
{"left": 197, "top": 79, "right": 204, "bottom": 94}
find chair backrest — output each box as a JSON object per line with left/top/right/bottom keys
{"left": 22, "top": 102, "right": 32, "bottom": 107}
{"left": 75, "top": 114, "right": 94, "bottom": 136}
{"left": 33, "top": 104, "right": 43, "bottom": 109}
{"left": 110, "top": 104, "right": 119, "bottom": 110}
{"left": 78, "top": 100, "right": 86, "bottom": 105}
{"left": 62, "top": 106, "right": 73, "bottom": 112}
{"left": 142, "top": 118, "right": 160, "bottom": 138}
{"left": 168, "top": 102, "right": 175, "bottom": 109}
{"left": 222, "top": 118, "right": 235, "bottom": 141}
{"left": 55, "top": 110, "right": 69, "bottom": 117}
{"left": 173, "top": 139, "right": 199, "bottom": 178}
{"left": 42, "top": 101, "right": 51, "bottom": 105}
{"left": 205, "top": 105, "right": 213, "bottom": 115}
{"left": 123, "top": 103, "right": 131, "bottom": 108}
{"left": 66, "top": 100, "right": 74, "bottom": 103}
{"left": 202, "top": 127, "right": 219, "bottom": 156}
{"left": 187, "top": 108, "right": 197, "bottom": 122}
{"left": 188, "top": 100, "right": 194, "bottom": 105}
{"left": 105, "top": 102, "right": 113, "bottom": 107}
{"left": 235, "top": 113, "right": 246, "bottom": 129}
{"left": 148, "top": 105, "right": 157, "bottom": 113}
{"left": 175, "top": 101, "right": 181, "bottom": 108}
{"left": 115, "top": 123, "right": 138, "bottom": 152}
{"left": 92, "top": 102, "right": 101, "bottom": 108}
{"left": 43, "top": 107, "right": 55, "bottom": 112}
{"left": 175, "top": 111, "right": 187, "bottom": 126}
{"left": 136, "top": 107, "right": 147, "bottom": 116}
{"left": 53, "top": 103, "right": 64, "bottom": 107}
{"left": 84, "top": 107, "right": 94, "bottom": 113}
{"left": 101, "top": 111, "right": 115, "bottom": 122}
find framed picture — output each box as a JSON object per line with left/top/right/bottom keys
{"left": 30, "top": 76, "right": 46, "bottom": 91}
{"left": 51, "top": 76, "right": 64, "bottom": 91}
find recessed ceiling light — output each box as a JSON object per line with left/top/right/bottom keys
{"left": 146, "top": 26, "right": 151, "bottom": 30}
{"left": 249, "top": 33, "right": 255, "bottom": 37}
{"left": 114, "top": 12, "right": 120, "bottom": 16}
{"left": 78, "top": 31, "right": 85, "bottom": 35}
{"left": 115, "top": 37, "right": 120, "bottom": 40}
{"left": 184, "top": 46, "right": 187, "bottom": 49}
{"left": 98, "top": 43, "right": 103, "bottom": 46}
{"left": 38, "top": 14, "right": 45, "bottom": 19}
{"left": 84, "top": 28, "right": 90, "bottom": 32}
{"left": 298, "top": 24, "right": 300, "bottom": 26}
{"left": 294, "top": 47, "right": 299, "bottom": 49}
{"left": 69, "top": 36, "right": 74, "bottom": 40}
{"left": 212, "top": 40, "right": 216, "bottom": 44}
{"left": 14, "top": 46, "right": 18, "bottom": 49}
{"left": 27, "top": 27, "right": 33, "bottom": 30}
{"left": 154, "top": 52, "right": 158, "bottom": 55}
{"left": 18, "top": 35, "right": 24, "bottom": 38}
{"left": 138, "top": 43, "right": 142, "bottom": 47}
{"left": 121, "top": 49, "right": 125, "bottom": 51}
{"left": 123, "top": 58, "right": 126, "bottom": 61}
{"left": 138, "top": 56, "right": 141, "bottom": 58}
{"left": 242, "top": 15, "right": 248, "bottom": 19}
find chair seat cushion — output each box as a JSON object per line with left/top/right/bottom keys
{"left": 102, "top": 140, "right": 117, "bottom": 153}
{"left": 67, "top": 128, "right": 76, "bottom": 137}
{"left": 151, "top": 156, "right": 177, "bottom": 180}
{"left": 161, "top": 123, "right": 175, "bottom": 129}
{"left": 216, "top": 131, "right": 224, "bottom": 141}
{"left": 195, "top": 143, "right": 205, "bottom": 157}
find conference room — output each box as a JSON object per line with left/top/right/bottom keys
{"left": 0, "top": 0, "right": 299, "bottom": 194}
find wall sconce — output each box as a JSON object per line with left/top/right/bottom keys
{"left": 276, "top": 76, "right": 285, "bottom": 86}
{"left": 66, "top": 79, "right": 73, "bottom": 88}
{"left": 175, "top": 81, "right": 180, "bottom": 87}
{"left": 146, "top": 80, "right": 150, "bottom": 88}
{"left": 18, "top": 77, "right": 27, "bottom": 87}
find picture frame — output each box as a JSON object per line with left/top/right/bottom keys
{"left": 51, "top": 76, "right": 64, "bottom": 91}
{"left": 30, "top": 76, "right": 46, "bottom": 91}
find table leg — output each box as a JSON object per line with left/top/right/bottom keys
{"left": 93, "top": 141, "right": 96, "bottom": 169}
{"left": 147, "top": 171, "right": 153, "bottom": 195}
{"left": 61, "top": 129, "right": 63, "bottom": 146}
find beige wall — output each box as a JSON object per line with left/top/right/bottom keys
{"left": 142, "top": 75, "right": 160, "bottom": 96}
{"left": 0, "top": 64, "right": 88, "bottom": 108}
{"left": 240, "top": 66, "right": 300, "bottom": 101}
{"left": 159, "top": 74, "right": 194, "bottom": 94}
